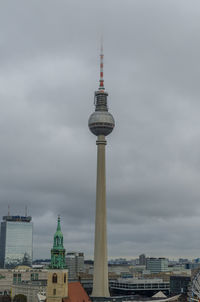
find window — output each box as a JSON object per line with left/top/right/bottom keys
{"left": 53, "top": 289, "right": 56, "bottom": 295}
{"left": 17, "top": 274, "right": 21, "bottom": 283}
{"left": 31, "top": 273, "right": 39, "bottom": 281}
{"left": 52, "top": 273, "right": 57, "bottom": 283}
{"left": 13, "top": 273, "right": 17, "bottom": 284}
{"left": 64, "top": 273, "right": 66, "bottom": 283}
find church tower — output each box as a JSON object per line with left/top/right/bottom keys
{"left": 46, "top": 269, "right": 68, "bottom": 302}
{"left": 46, "top": 216, "right": 68, "bottom": 302}
{"left": 50, "top": 215, "right": 66, "bottom": 269}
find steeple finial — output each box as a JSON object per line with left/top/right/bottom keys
{"left": 99, "top": 37, "right": 105, "bottom": 90}
{"left": 57, "top": 215, "right": 61, "bottom": 231}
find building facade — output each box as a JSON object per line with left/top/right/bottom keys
{"left": 0, "top": 216, "right": 33, "bottom": 268}
{"left": 139, "top": 254, "right": 146, "bottom": 266}
{"left": 170, "top": 275, "right": 191, "bottom": 294}
{"left": 46, "top": 270, "right": 68, "bottom": 302}
{"left": 11, "top": 282, "right": 46, "bottom": 302}
{"left": 0, "top": 267, "right": 47, "bottom": 298}
{"left": 146, "top": 258, "right": 169, "bottom": 273}
{"left": 66, "top": 252, "right": 84, "bottom": 279}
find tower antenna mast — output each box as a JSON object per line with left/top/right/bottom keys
{"left": 99, "top": 37, "right": 105, "bottom": 91}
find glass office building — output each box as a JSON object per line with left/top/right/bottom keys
{"left": 0, "top": 216, "right": 33, "bottom": 268}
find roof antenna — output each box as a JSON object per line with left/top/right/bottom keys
{"left": 25, "top": 205, "right": 27, "bottom": 217}
{"left": 8, "top": 204, "right": 10, "bottom": 216}
{"left": 99, "top": 36, "right": 105, "bottom": 91}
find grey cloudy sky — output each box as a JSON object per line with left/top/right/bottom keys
{"left": 1, "top": 0, "right": 200, "bottom": 260}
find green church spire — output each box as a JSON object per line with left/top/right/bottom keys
{"left": 57, "top": 216, "right": 61, "bottom": 231}
{"left": 53, "top": 215, "right": 64, "bottom": 249}
{"left": 50, "top": 215, "right": 66, "bottom": 269}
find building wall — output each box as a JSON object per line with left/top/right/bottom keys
{"left": 139, "top": 254, "right": 146, "bottom": 266}
{"left": 11, "top": 283, "right": 46, "bottom": 302}
{"left": 46, "top": 270, "right": 68, "bottom": 302}
{"left": 146, "top": 258, "right": 169, "bottom": 273}
{"left": 108, "top": 265, "right": 130, "bottom": 275}
{"left": 170, "top": 276, "right": 191, "bottom": 294}
{"left": 66, "top": 255, "right": 76, "bottom": 279}
{"left": 0, "top": 225, "right": 6, "bottom": 268}
{"left": 66, "top": 252, "right": 84, "bottom": 279}
{"left": 76, "top": 253, "right": 84, "bottom": 274}
{"left": 0, "top": 269, "right": 48, "bottom": 296}
{"left": 12, "top": 268, "right": 48, "bottom": 283}
{"left": 0, "top": 270, "right": 13, "bottom": 295}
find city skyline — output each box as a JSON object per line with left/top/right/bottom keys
{"left": 1, "top": 0, "right": 200, "bottom": 259}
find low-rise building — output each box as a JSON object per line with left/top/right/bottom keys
{"left": 11, "top": 281, "right": 46, "bottom": 302}
{"left": 0, "top": 267, "right": 47, "bottom": 296}
{"left": 146, "top": 258, "right": 169, "bottom": 274}
{"left": 170, "top": 275, "right": 191, "bottom": 294}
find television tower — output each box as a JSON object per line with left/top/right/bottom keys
{"left": 88, "top": 43, "right": 115, "bottom": 297}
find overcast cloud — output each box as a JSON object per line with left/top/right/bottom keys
{"left": 1, "top": 0, "right": 200, "bottom": 260}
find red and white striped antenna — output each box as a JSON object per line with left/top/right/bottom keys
{"left": 99, "top": 37, "right": 105, "bottom": 90}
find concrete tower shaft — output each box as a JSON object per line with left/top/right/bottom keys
{"left": 92, "top": 135, "right": 109, "bottom": 297}
{"left": 88, "top": 44, "right": 114, "bottom": 298}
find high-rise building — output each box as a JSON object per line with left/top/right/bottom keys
{"left": 139, "top": 254, "right": 146, "bottom": 266}
{"left": 66, "top": 252, "right": 84, "bottom": 279}
{"left": 146, "top": 257, "right": 169, "bottom": 273}
{"left": 76, "top": 252, "right": 84, "bottom": 274}
{"left": 0, "top": 215, "right": 33, "bottom": 268}
{"left": 88, "top": 43, "right": 115, "bottom": 297}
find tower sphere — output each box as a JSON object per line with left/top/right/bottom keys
{"left": 88, "top": 111, "right": 115, "bottom": 136}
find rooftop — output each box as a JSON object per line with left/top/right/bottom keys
{"left": 3, "top": 215, "right": 32, "bottom": 222}
{"left": 63, "top": 282, "right": 91, "bottom": 302}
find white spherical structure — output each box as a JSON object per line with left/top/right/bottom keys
{"left": 88, "top": 111, "right": 115, "bottom": 136}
